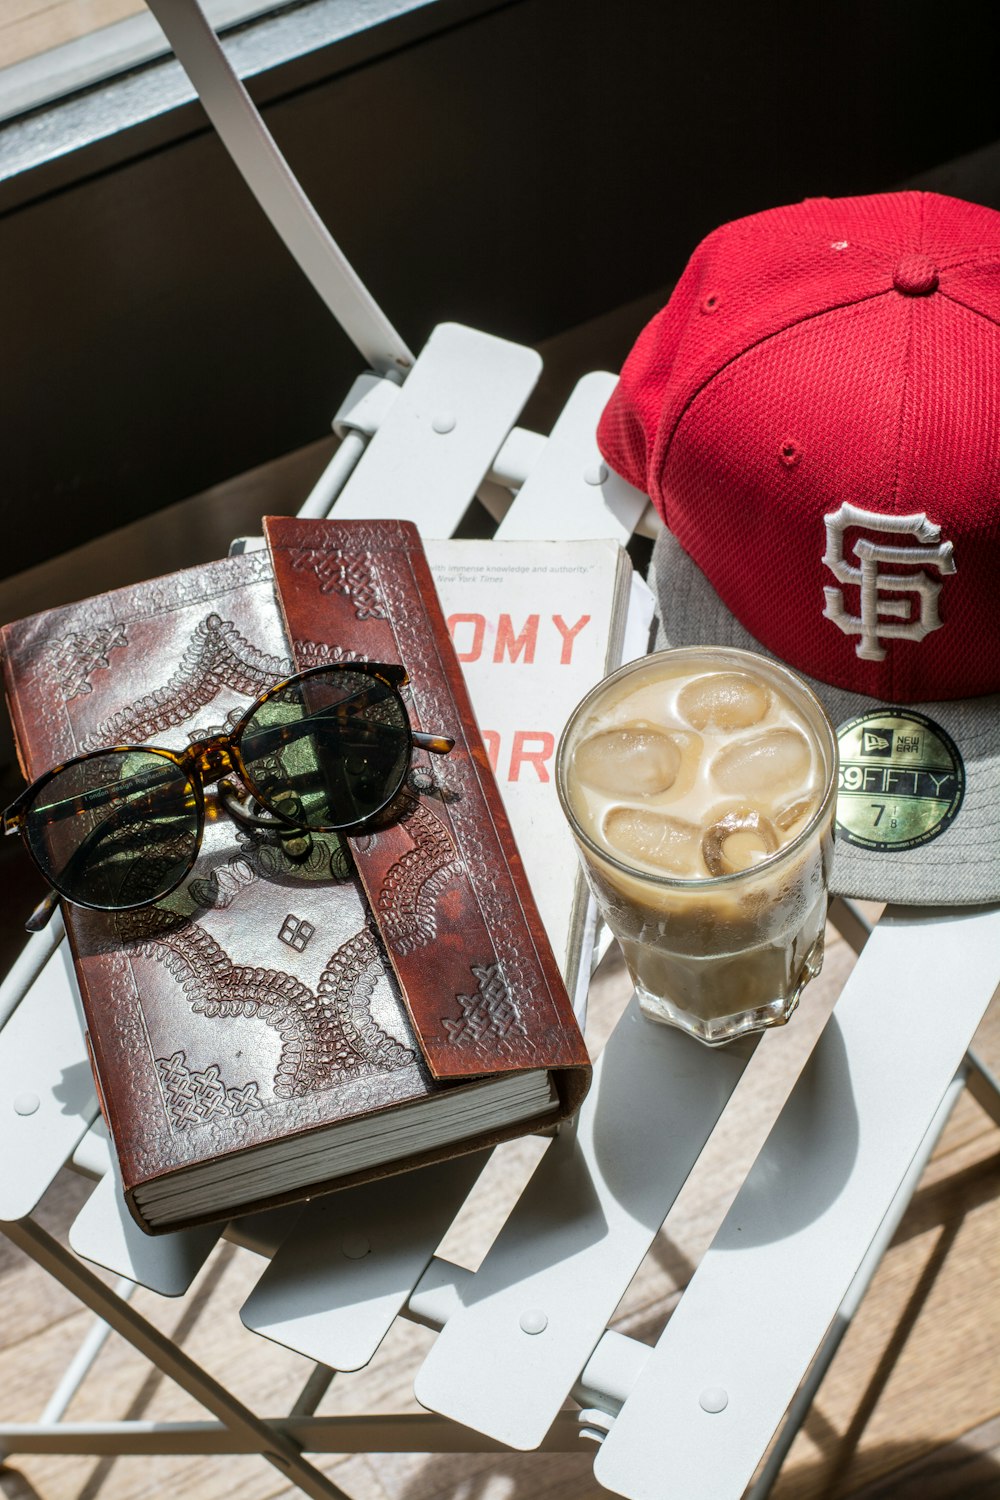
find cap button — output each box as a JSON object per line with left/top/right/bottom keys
{"left": 892, "top": 253, "right": 939, "bottom": 296}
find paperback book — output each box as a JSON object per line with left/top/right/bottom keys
{"left": 425, "top": 537, "right": 646, "bottom": 1011}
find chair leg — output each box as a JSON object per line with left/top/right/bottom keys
{"left": 966, "top": 1048, "right": 1000, "bottom": 1127}
{"left": 0, "top": 1217, "right": 353, "bottom": 1500}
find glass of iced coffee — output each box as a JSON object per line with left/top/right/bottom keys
{"left": 556, "top": 647, "right": 838, "bottom": 1046}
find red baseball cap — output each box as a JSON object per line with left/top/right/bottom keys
{"left": 598, "top": 191, "right": 1000, "bottom": 906}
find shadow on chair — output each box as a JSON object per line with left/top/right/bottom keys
{"left": 713, "top": 1017, "right": 860, "bottom": 1250}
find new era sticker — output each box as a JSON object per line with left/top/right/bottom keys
{"left": 835, "top": 709, "right": 964, "bottom": 852}
{"left": 861, "top": 728, "right": 893, "bottom": 756}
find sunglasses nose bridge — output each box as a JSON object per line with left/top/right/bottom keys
{"left": 187, "top": 736, "right": 237, "bottom": 787}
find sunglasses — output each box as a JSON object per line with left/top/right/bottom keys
{"left": 3, "top": 661, "right": 454, "bottom": 930}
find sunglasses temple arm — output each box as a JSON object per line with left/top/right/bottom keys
{"left": 14, "top": 764, "right": 174, "bottom": 828}
{"left": 9, "top": 807, "right": 72, "bottom": 931}
{"left": 412, "top": 731, "right": 455, "bottom": 755}
{"left": 22, "top": 799, "right": 179, "bottom": 932}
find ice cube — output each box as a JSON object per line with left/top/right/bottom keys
{"left": 711, "top": 729, "right": 811, "bottom": 795}
{"left": 574, "top": 726, "right": 683, "bottom": 797}
{"left": 702, "top": 806, "right": 779, "bottom": 876}
{"left": 677, "top": 672, "right": 770, "bottom": 732}
{"left": 603, "top": 806, "right": 701, "bottom": 875}
{"left": 776, "top": 796, "right": 818, "bottom": 834}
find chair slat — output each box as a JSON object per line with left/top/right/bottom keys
{"left": 414, "top": 997, "right": 758, "bottom": 1449}
{"left": 595, "top": 903, "right": 1000, "bottom": 1499}
{"left": 69, "top": 1166, "right": 220, "bottom": 1298}
{"left": 0, "top": 942, "right": 96, "bottom": 1221}
{"left": 496, "top": 371, "right": 649, "bottom": 544}
{"left": 241, "top": 1152, "right": 488, "bottom": 1370}
{"left": 330, "top": 323, "right": 541, "bottom": 536}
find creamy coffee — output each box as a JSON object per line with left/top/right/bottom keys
{"left": 556, "top": 647, "right": 837, "bottom": 1045}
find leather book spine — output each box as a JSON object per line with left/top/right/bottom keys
{"left": 265, "top": 516, "right": 590, "bottom": 1088}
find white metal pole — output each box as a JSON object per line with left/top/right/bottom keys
{"left": 39, "top": 1279, "right": 138, "bottom": 1425}
{"left": 297, "top": 430, "right": 368, "bottom": 519}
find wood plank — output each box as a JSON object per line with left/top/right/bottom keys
{"left": 848, "top": 1413, "right": 1000, "bottom": 1498}
{"left": 771, "top": 1153, "right": 1000, "bottom": 1497}
{"left": 0, "top": 1, "right": 145, "bottom": 73}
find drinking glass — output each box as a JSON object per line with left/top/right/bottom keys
{"left": 556, "top": 646, "right": 838, "bottom": 1046}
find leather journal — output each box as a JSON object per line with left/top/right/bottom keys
{"left": 0, "top": 518, "right": 590, "bottom": 1234}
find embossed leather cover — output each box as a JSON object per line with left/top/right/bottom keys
{"left": 0, "top": 524, "right": 590, "bottom": 1234}
{"left": 267, "top": 516, "right": 589, "bottom": 1081}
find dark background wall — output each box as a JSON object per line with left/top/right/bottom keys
{"left": 2, "top": 0, "right": 999, "bottom": 579}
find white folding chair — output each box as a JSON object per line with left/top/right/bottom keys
{"left": 2, "top": 4, "right": 998, "bottom": 1496}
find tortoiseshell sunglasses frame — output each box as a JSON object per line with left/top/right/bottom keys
{"left": 3, "top": 660, "right": 454, "bottom": 929}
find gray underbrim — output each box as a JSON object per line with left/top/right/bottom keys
{"left": 649, "top": 528, "right": 1000, "bottom": 907}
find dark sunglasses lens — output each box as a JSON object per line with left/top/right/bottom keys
{"left": 238, "top": 668, "right": 411, "bottom": 830}
{"left": 22, "top": 750, "right": 200, "bottom": 911}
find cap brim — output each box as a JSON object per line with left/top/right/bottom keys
{"left": 649, "top": 528, "right": 1000, "bottom": 907}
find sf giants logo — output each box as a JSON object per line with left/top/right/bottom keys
{"left": 822, "top": 502, "right": 956, "bottom": 662}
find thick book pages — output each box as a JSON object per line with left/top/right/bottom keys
{"left": 423, "top": 538, "right": 637, "bottom": 1012}
{"left": 0, "top": 521, "right": 590, "bottom": 1234}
